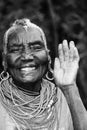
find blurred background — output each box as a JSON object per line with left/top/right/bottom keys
{"left": 0, "top": 0, "right": 87, "bottom": 109}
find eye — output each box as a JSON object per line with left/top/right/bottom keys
{"left": 9, "top": 47, "right": 22, "bottom": 53}
{"left": 8, "top": 46, "right": 23, "bottom": 53}
{"left": 30, "top": 45, "right": 42, "bottom": 50}
{"left": 9, "top": 48, "right": 19, "bottom": 53}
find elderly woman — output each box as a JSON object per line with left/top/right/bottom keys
{"left": 0, "top": 18, "right": 79, "bottom": 130}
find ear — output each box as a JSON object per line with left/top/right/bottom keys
{"left": 2, "top": 52, "right": 7, "bottom": 72}
{"left": 46, "top": 49, "right": 51, "bottom": 62}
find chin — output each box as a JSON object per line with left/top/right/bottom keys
{"left": 9, "top": 66, "right": 47, "bottom": 83}
{"left": 20, "top": 77, "right": 38, "bottom": 83}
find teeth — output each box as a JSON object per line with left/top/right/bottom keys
{"left": 21, "top": 67, "right": 35, "bottom": 71}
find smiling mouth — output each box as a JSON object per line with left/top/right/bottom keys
{"left": 19, "top": 64, "right": 39, "bottom": 73}
{"left": 20, "top": 67, "right": 36, "bottom": 71}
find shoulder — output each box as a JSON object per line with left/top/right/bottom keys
{"left": 0, "top": 100, "right": 16, "bottom": 130}
{"left": 0, "top": 101, "right": 7, "bottom": 129}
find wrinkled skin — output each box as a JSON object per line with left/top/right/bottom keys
{"left": 6, "top": 27, "right": 48, "bottom": 91}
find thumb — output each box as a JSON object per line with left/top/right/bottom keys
{"left": 54, "top": 57, "right": 60, "bottom": 71}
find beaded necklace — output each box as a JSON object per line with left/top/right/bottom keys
{"left": 0, "top": 72, "right": 58, "bottom": 130}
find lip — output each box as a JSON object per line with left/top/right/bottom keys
{"left": 18, "top": 63, "right": 39, "bottom": 69}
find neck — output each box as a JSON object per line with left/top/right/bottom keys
{"left": 12, "top": 79, "right": 42, "bottom": 94}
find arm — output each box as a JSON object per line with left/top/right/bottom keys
{"left": 53, "top": 40, "right": 87, "bottom": 130}
{"left": 63, "top": 83, "right": 87, "bottom": 130}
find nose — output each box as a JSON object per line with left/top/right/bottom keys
{"left": 21, "top": 52, "right": 34, "bottom": 61}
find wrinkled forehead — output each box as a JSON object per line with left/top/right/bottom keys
{"left": 8, "top": 27, "right": 44, "bottom": 45}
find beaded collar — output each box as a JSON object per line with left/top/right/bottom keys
{"left": 0, "top": 72, "right": 58, "bottom": 130}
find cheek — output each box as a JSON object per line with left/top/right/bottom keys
{"left": 7, "top": 55, "right": 15, "bottom": 65}
{"left": 34, "top": 50, "right": 48, "bottom": 64}
{"left": 6, "top": 54, "right": 20, "bottom": 67}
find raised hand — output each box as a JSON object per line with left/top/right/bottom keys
{"left": 53, "top": 40, "right": 79, "bottom": 88}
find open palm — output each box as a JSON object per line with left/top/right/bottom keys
{"left": 54, "top": 40, "right": 79, "bottom": 88}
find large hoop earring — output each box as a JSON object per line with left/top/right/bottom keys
{"left": 0, "top": 71, "right": 9, "bottom": 81}
{"left": 46, "top": 56, "right": 54, "bottom": 81}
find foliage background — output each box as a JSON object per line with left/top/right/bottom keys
{"left": 0, "top": 0, "right": 87, "bottom": 108}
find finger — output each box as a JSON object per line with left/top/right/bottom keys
{"left": 62, "top": 40, "right": 69, "bottom": 61}
{"left": 73, "top": 47, "right": 80, "bottom": 62}
{"left": 58, "top": 43, "right": 64, "bottom": 64}
{"left": 69, "top": 41, "right": 75, "bottom": 62}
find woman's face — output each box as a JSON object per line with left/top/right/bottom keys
{"left": 6, "top": 27, "right": 48, "bottom": 83}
